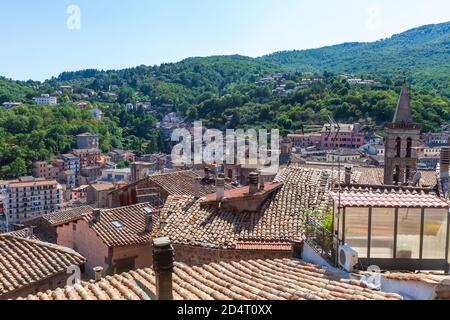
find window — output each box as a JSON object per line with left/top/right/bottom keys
{"left": 406, "top": 138, "right": 412, "bottom": 158}
{"left": 371, "top": 208, "right": 395, "bottom": 258}
{"left": 395, "top": 137, "right": 401, "bottom": 158}
{"left": 397, "top": 208, "right": 421, "bottom": 259}
{"left": 394, "top": 166, "right": 400, "bottom": 184}
{"left": 422, "top": 208, "right": 447, "bottom": 259}
{"left": 345, "top": 207, "right": 369, "bottom": 258}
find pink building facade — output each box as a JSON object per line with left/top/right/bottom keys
{"left": 320, "top": 123, "right": 365, "bottom": 150}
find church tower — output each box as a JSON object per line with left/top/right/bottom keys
{"left": 384, "top": 79, "right": 421, "bottom": 185}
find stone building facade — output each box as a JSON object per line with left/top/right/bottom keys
{"left": 384, "top": 82, "right": 421, "bottom": 185}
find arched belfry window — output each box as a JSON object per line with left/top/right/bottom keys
{"left": 406, "top": 138, "right": 412, "bottom": 158}
{"left": 395, "top": 137, "right": 401, "bottom": 158}
{"left": 394, "top": 166, "right": 400, "bottom": 184}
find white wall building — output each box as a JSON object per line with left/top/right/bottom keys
{"left": 34, "top": 94, "right": 57, "bottom": 106}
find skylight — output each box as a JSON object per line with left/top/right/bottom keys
{"left": 111, "top": 220, "right": 124, "bottom": 229}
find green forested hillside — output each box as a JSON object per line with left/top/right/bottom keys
{"left": 1, "top": 22, "right": 450, "bottom": 179}
{"left": 260, "top": 22, "right": 450, "bottom": 96}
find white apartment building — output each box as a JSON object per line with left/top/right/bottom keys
{"left": 5, "top": 178, "right": 63, "bottom": 226}
{"left": 34, "top": 94, "right": 58, "bottom": 106}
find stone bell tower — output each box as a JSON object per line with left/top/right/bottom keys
{"left": 384, "top": 79, "right": 421, "bottom": 185}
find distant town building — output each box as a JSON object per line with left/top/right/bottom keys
{"left": 4, "top": 177, "right": 63, "bottom": 226}
{"left": 79, "top": 166, "right": 102, "bottom": 185}
{"left": 72, "top": 149, "right": 102, "bottom": 170}
{"left": 76, "top": 133, "right": 99, "bottom": 149}
{"left": 71, "top": 185, "right": 89, "bottom": 203}
{"left": 1, "top": 102, "right": 22, "bottom": 109}
{"left": 57, "top": 154, "right": 80, "bottom": 174}
{"left": 58, "top": 85, "right": 73, "bottom": 95}
{"left": 90, "top": 108, "right": 102, "bottom": 121}
{"left": 33, "top": 161, "right": 51, "bottom": 179}
{"left": 131, "top": 162, "right": 153, "bottom": 183}
{"left": 321, "top": 123, "right": 365, "bottom": 150}
{"left": 288, "top": 133, "right": 322, "bottom": 149}
{"left": 98, "top": 168, "right": 132, "bottom": 183}
{"left": 86, "top": 183, "right": 117, "bottom": 208}
{"left": 34, "top": 94, "right": 57, "bottom": 106}
{"left": 107, "top": 149, "right": 135, "bottom": 163}
{"left": 326, "top": 149, "right": 362, "bottom": 164}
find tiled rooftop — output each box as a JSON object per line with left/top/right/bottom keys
{"left": 19, "top": 258, "right": 402, "bottom": 300}
{"left": 82, "top": 203, "right": 159, "bottom": 247}
{"left": 148, "top": 170, "right": 234, "bottom": 197}
{"left": 4, "top": 229, "right": 39, "bottom": 240}
{"left": 110, "top": 170, "right": 234, "bottom": 199}
{"left": 160, "top": 167, "right": 332, "bottom": 249}
{"left": 0, "top": 235, "right": 86, "bottom": 298}
{"left": 41, "top": 206, "right": 93, "bottom": 226}
{"left": 331, "top": 189, "right": 449, "bottom": 208}
{"left": 356, "top": 167, "right": 437, "bottom": 187}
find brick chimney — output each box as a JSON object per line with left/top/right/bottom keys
{"left": 145, "top": 214, "right": 153, "bottom": 233}
{"left": 93, "top": 266, "right": 104, "bottom": 282}
{"left": 215, "top": 175, "right": 225, "bottom": 201}
{"left": 248, "top": 172, "right": 259, "bottom": 195}
{"left": 194, "top": 176, "right": 202, "bottom": 198}
{"left": 153, "top": 237, "right": 174, "bottom": 300}
{"left": 344, "top": 166, "right": 352, "bottom": 185}
{"left": 92, "top": 208, "right": 101, "bottom": 223}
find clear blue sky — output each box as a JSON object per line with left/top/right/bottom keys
{"left": 1, "top": 0, "right": 449, "bottom": 81}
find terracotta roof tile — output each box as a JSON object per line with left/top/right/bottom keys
{"left": 41, "top": 206, "right": 93, "bottom": 226}
{"left": 82, "top": 203, "right": 159, "bottom": 247}
{"left": 0, "top": 235, "right": 86, "bottom": 298}
{"left": 147, "top": 170, "right": 234, "bottom": 197}
{"left": 4, "top": 229, "right": 39, "bottom": 240}
{"left": 19, "top": 258, "right": 402, "bottom": 300}
{"left": 331, "top": 190, "right": 449, "bottom": 208}
{"left": 235, "top": 241, "right": 292, "bottom": 251}
{"left": 159, "top": 167, "right": 332, "bottom": 249}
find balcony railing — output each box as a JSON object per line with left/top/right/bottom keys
{"left": 303, "top": 216, "right": 342, "bottom": 266}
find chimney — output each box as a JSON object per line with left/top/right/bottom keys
{"left": 93, "top": 266, "right": 104, "bottom": 282}
{"left": 92, "top": 208, "right": 101, "bottom": 223}
{"left": 215, "top": 175, "right": 225, "bottom": 201}
{"left": 25, "top": 227, "right": 34, "bottom": 239}
{"left": 145, "top": 214, "right": 153, "bottom": 233}
{"left": 291, "top": 241, "right": 304, "bottom": 259}
{"left": 152, "top": 237, "right": 174, "bottom": 300}
{"left": 194, "top": 176, "right": 202, "bottom": 198}
{"left": 344, "top": 166, "right": 352, "bottom": 185}
{"left": 258, "top": 170, "right": 265, "bottom": 190}
{"left": 204, "top": 167, "right": 211, "bottom": 180}
{"left": 248, "top": 172, "right": 259, "bottom": 195}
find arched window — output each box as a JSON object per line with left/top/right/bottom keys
{"left": 406, "top": 166, "right": 411, "bottom": 181}
{"left": 394, "top": 166, "right": 400, "bottom": 184}
{"left": 406, "top": 138, "right": 412, "bottom": 158}
{"left": 395, "top": 138, "right": 401, "bottom": 158}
